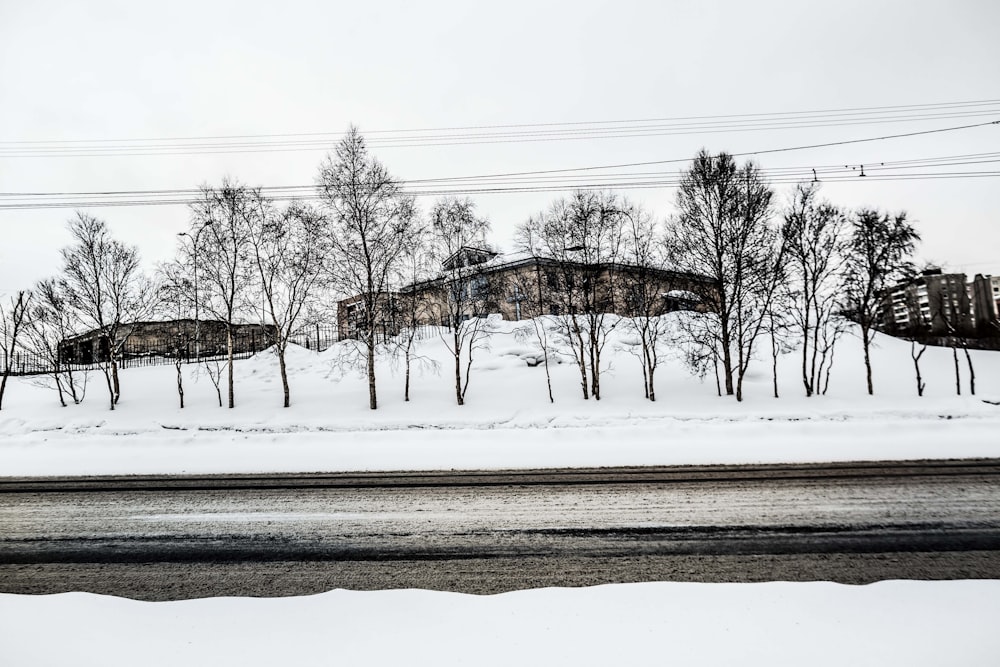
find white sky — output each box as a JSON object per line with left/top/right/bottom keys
{"left": 2, "top": 0, "right": 999, "bottom": 296}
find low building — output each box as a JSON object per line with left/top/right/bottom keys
{"left": 336, "top": 248, "right": 715, "bottom": 340}
{"left": 59, "top": 320, "right": 276, "bottom": 365}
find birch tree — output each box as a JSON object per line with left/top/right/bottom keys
{"left": 0, "top": 290, "right": 32, "bottom": 411}
{"left": 517, "top": 190, "right": 626, "bottom": 401}
{"left": 317, "top": 126, "right": 416, "bottom": 410}
{"left": 665, "top": 151, "right": 780, "bottom": 401}
{"left": 59, "top": 213, "right": 158, "bottom": 410}
{"left": 781, "top": 182, "right": 849, "bottom": 397}
{"left": 23, "top": 279, "right": 87, "bottom": 406}
{"left": 842, "top": 208, "right": 920, "bottom": 395}
{"left": 185, "top": 180, "right": 259, "bottom": 409}
{"left": 428, "top": 197, "right": 497, "bottom": 406}
{"left": 248, "top": 202, "right": 328, "bottom": 407}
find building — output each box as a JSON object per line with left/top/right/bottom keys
{"left": 880, "top": 268, "right": 998, "bottom": 337}
{"left": 336, "top": 248, "right": 715, "bottom": 340}
{"left": 59, "top": 320, "right": 276, "bottom": 365}
{"left": 972, "top": 274, "right": 1000, "bottom": 332}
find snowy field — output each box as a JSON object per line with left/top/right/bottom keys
{"left": 1, "top": 317, "right": 999, "bottom": 477}
{"left": 3, "top": 581, "right": 1000, "bottom": 666}
{"left": 3, "top": 318, "right": 999, "bottom": 666}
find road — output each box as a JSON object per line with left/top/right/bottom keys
{"left": 2, "top": 460, "right": 1000, "bottom": 600}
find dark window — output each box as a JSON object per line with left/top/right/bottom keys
{"left": 470, "top": 275, "right": 489, "bottom": 300}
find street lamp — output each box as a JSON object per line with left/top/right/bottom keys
{"left": 178, "top": 220, "right": 213, "bottom": 359}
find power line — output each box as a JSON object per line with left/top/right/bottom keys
{"left": 2, "top": 101, "right": 999, "bottom": 158}
{"left": 2, "top": 170, "right": 999, "bottom": 210}
{"left": 1, "top": 121, "right": 997, "bottom": 211}
{"left": 3, "top": 98, "right": 998, "bottom": 146}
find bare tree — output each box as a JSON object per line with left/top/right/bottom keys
{"left": 781, "top": 182, "right": 849, "bottom": 397}
{"left": 59, "top": 213, "right": 158, "bottom": 410}
{"left": 248, "top": 202, "right": 328, "bottom": 407}
{"left": 665, "top": 151, "right": 780, "bottom": 401}
{"left": 926, "top": 280, "right": 976, "bottom": 396}
{"left": 428, "top": 197, "right": 498, "bottom": 406}
{"left": 396, "top": 224, "right": 436, "bottom": 402}
{"left": 841, "top": 208, "right": 920, "bottom": 395}
{"left": 317, "top": 126, "right": 416, "bottom": 410}
{"left": 516, "top": 191, "right": 626, "bottom": 401}
{"left": 618, "top": 203, "right": 673, "bottom": 401}
{"left": 507, "top": 258, "right": 556, "bottom": 404}
{"left": 23, "top": 279, "right": 87, "bottom": 406}
{"left": 0, "top": 290, "right": 32, "bottom": 410}
{"left": 154, "top": 264, "right": 195, "bottom": 409}
{"left": 185, "top": 180, "right": 259, "bottom": 408}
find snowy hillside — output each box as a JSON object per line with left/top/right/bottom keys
{"left": 2, "top": 316, "right": 999, "bottom": 476}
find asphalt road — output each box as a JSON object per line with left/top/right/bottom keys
{"left": 2, "top": 459, "right": 1000, "bottom": 600}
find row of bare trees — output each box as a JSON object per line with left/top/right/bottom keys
{"left": 661, "top": 150, "right": 921, "bottom": 401}
{"left": 2, "top": 132, "right": 930, "bottom": 414}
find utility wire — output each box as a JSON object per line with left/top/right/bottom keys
{"left": 1, "top": 121, "right": 997, "bottom": 210}
{"left": 3, "top": 98, "right": 998, "bottom": 146}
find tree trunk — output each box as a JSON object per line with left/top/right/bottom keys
{"left": 103, "top": 367, "right": 115, "bottom": 411}
{"left": 573, "top": 319, "right": 589, "bottom": 400}
{"left": 861, "top": 326, "right": 874, "bottom": 395}
{"left": 278, "top": 347, "right": 290, "bottom": 408}
{"left": 640, "top": 343, "right": 649, "bottom": 400}
{"left": 0, "top": 371, "right": 8, "bottom": 411}
{"left": 175, "top": 361, "right": 185, "bottom": 409}
{"left": 963, "top": 346, "right": 975, "bottom": 396}
{"left": 453, "top": 329, "right": 463, "bottom": 406}
{"left": 66, "top": 367, "right": 81, "bottom": 404}
{"left": 911, "top": 341, "right": 926, "bottom": 397}
{"left": 111, "top": 356, "right": 121, "bottom": 405}
{"left": 404, "top": 347, "right": 412, "bottom": 403}
{"left": 713, "top": 353, "right": 721, "bottom": 397}
{"left": 721, "top": 339, "right": 735, "bottom": 396}
{"left": 227, "top": 327, "right": 235, "bottom": 409}
{"left": 590, "top": 341, "right": 601, "bottom": 401}
{"left": 648, "top": 363, "right": 656, "bottom": 402}
{"left": 953, "top": 346, "right": 961, "bottom": 396}
{"left": 54, "top": 371, "right": 67, "bottom": 408}
{"left": 801, "top": 304, "right": 812, "bottom": 397}
{"left": 770, "top": 324, "right": 780, "bottom": 399}
{"left": 367, "top": 338, "right": 377, "bottom": 410}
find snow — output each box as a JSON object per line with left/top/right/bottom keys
{"left": 1, "top": 317, "right": 999, "bottom": 477}
{"left": 2, "top": 582, "right": 999, "bottom": 666}
{"left": 2, "top": 316, "right": 999, "bottom": 665}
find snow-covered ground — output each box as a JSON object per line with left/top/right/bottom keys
{"left": 0, "top": 322, "right": 1000, "bottom": 476}
{"left": 2, "top": 317, "right": 999, "bottom": 476}
{"left": 3, "top": 317, "right": 999, "bottom": 666}
{"left": 3, "top": 581, "right": 999, "bottom": 666}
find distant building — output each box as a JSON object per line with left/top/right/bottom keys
{"left": 972, "top": 274, "right": 1000, "bottom": 332}
{"left": 880, "top": 268, "right": 997, "bottom": 337}
{"left": 59, "top": 320, "right": 276, "bottom": 365}
{"left": 336, "top": 248, "right": 714, "bottom": 340}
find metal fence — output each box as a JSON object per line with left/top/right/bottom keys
{"left": 4, "top": 323, "right": 455, "bottom": 378}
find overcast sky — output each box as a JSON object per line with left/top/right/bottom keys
{"left": 2, "top": 0, "right": 999, "bottom": 296}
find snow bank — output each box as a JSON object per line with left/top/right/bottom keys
{"left": 2, "top": 318, "right": 999, "bottom": 477}
{"left": 2, "top": 581, "right": 998, "bottom": 666}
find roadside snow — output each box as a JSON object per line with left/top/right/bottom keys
{"left": 3, "top": 318, "right": 999, "bottom": 665}
{"left": 2, "top": 581, "right": 998, "bottom": 667}
{"left": 2, "top": 318, "right": 998, "bottom": 476}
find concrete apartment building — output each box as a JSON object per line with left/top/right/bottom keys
{"left": 880, "top": 268, "right": 999, "bottom": 336}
